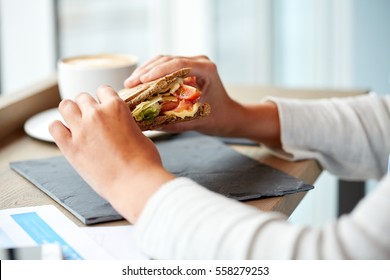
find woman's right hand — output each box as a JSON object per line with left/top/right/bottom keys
{"left": 124, "top": 55, "right": 246, "bottom": 137}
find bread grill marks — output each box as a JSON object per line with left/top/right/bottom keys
{"left": 137, "top": 103, "right": 211, "bottom": 131}
{"left": 119, "top": 68, "right": 192, "bottom": 110}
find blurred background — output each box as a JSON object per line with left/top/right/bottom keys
{"left": 0, "top": 0, "right": 389, "bottom": 226}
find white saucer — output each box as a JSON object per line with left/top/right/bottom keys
{"left": 24, "top": 108, "right": 62, "bottom": 142}
{"left": 24, "top": 108, "right": 168, "bottom": 142}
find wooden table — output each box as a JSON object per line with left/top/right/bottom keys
{"left": 0, "top": 77, "right": 367, "bottom": 227}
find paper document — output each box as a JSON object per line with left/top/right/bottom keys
{"left": 0, "top": 205, "right": 113, "bottom": 260}
{"left": 83, "top": 225, "right": 149, "bottom": 260}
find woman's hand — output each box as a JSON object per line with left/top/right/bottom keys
{"left": 49, "top": 85, "right": 174, "bottom": 223}
{"left": 124, "top": 55, "right": 281, "bottom": 147}
{"left": 124, "top": 55, "right": 246, "bottom": 137}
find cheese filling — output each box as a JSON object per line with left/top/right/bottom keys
{"left": 164, "top": 102, "right": 199, "bottom": 119}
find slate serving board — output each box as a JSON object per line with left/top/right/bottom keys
{"left": 10, "top": 133, "right": 313, "bottom": 225}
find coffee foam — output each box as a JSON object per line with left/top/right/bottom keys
{"left": 62, "top": 54, "right": 136, "bottom": 69}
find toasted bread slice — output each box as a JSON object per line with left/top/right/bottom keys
{"left": 119, "top": 68, "right": 191, "bottom": 110}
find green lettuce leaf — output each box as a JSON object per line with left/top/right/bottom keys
{"left": 135, "top": 103, "right": 161, "bottom": 123}
{"left": 132, "top": 96, "right": 162, "bottom": 123}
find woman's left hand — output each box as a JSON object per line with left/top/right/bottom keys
{"left": 49, "top": 85, "right": 174, "bottom": 223}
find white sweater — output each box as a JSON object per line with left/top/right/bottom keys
{"left": 135, "top": 93, "right": 390, "bottom": 259}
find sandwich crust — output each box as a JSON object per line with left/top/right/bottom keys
{"left": 138, "top": 103, "right": 211, "bottom": 131}
{"left": 119, "top": 68, "right": 191, "bottom": 110}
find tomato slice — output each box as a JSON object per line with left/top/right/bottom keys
{"left": 174, "top": 85, "right": 201, "bottom": 101}
{"left": 183, "top": 76, "right": 198, "bottom": 87}
{"left": 173, "top": 100, "right": 194, "bottom": 112}
{"left": 160, "top": 101, "right": 180, "bottom": 112}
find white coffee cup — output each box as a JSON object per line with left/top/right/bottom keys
{"left": 57, "top": 53, "right": 138, "bottom": 100}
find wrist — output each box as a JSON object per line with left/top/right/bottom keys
{"left": 107, "top": 163, "right": 175, "bottom": 223}
{"left": 231, "top": 101, "right": 281, "bottom": 148}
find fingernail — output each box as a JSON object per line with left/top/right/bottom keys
{"left": 139, "top": 73, "right": 151, "bottom": 83}
{"left": 124, "top": 77, "right": 132, "bottom": 85}
{"left": 124, "top": 77, "right": 138, "bottom": 88}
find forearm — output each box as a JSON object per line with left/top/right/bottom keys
{"left": 108, "top": 164, "right": 175, "bottom": 224}
{"left": 223, "top": 100, "right": 281, "bottom": 148}
{"left": 268, "top": 94, "right": 390, "bottom": 179}
{"left": 135, "top": 177, "right": 390, "bottom": 259}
